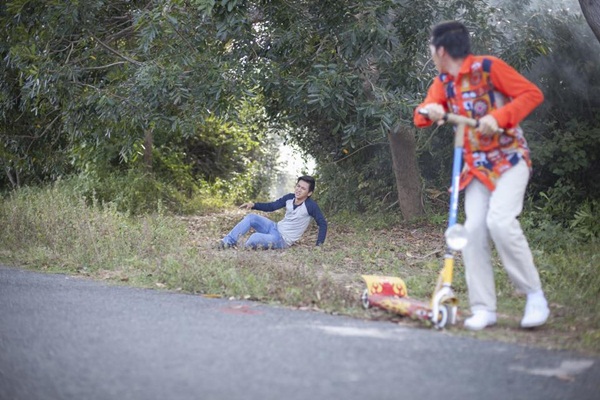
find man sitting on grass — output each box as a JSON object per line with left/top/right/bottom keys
{"left": 218, "top": 175, "right": 327, "bottom": 250}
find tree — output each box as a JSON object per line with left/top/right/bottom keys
{"left": 3, "top": 0, "right": 596, "bottom": 222}
{"left": 579, "top": 0, "right": 600, "bottom": 43}
{"left": 251, "top": 0, "right": 514, "bottom": 219}
{"left": 0, "top": 0, "right": 274, "bottom": 196}
{"left": 522, "top": 7, "right": 600, "bottom": 218}
{"left": 0, "top": 0, "right": 516, "bottom": 217}
{"left": 253, "top": 0, "right": 428, "bottom": 217}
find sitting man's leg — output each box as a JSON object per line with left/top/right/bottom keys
{"left": 245, "top": 229, "right": 287, "bottom": 249}
{"left": 222, "top": 214, "right": 276, "bottom": 247}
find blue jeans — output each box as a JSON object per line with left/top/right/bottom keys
{"left": 223, "top": 214, "right": 288, "bottom": 249}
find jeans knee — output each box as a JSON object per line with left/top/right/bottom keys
{"left": 242, "top": 214, "right": 257, "bottom": 223}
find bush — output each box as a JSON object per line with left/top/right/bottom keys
{"left": 0, "top": 180, "right": 186, "bottom": 272}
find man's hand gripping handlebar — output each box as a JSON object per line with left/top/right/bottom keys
{"left": 417, "top": 109, "right": 504, "bottom": 134}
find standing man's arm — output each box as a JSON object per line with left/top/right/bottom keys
{"left": 413, "top": 77, "right": 449, "bottom": 127}
{"left": 486, "top": 56, "right": 544, "bottom": 129}
{"left": 306, "top": 199, "right": 327, "bottom": 246}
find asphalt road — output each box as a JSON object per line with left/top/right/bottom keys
{"left": 1, "top": 265, "right": 598, "bottom": 400}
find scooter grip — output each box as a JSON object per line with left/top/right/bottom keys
{"left": 417, "top": 109, "right": 450, "bottom": 122}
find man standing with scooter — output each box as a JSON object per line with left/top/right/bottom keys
{"left": 414, "top": 21, "right": 550, "bottom": 331}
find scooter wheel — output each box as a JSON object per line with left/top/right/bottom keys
{"left": 361, "top": 289, "right": 370, "bottom": 309}
{"left": 434, "top": 306, "right": 448, "bottom": 329}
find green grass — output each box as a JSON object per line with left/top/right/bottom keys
{"left": 0, "top": 181, "right": 598, "bottom": 355}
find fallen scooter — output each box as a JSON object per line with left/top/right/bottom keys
{"left": 361, "top": 111, "right": 497, "bottom": 329}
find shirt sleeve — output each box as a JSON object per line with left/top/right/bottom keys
{"left": 487, "top": 56, "right": 544, "bottom": 129}
{"left": 413, "top": 77, "right": 449, "bottom": 128}
{"left": 305, "top": 199, "right": 328, "bottom": 246}
{"left": 252, "top": 193, "right": 294, "bottom": 212}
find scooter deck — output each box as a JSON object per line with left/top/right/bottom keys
{"left": 366, "top": 293, "right": 432, "bottom": 322}
{"left": 362, "top": 274, "right": 408, "bottom": 297}
{"left": 362, "top": 275, "right": 432, "bottom": 322}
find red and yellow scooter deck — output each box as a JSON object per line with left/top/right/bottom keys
{"left": 362, "top": 275, "right": 432, "bottom": 322}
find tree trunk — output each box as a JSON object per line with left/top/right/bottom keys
{"left": 5, "top": 167, "right": 18, "bottom": 188}
{"left": 359, "top": 57, "right": 424, "bottom": 219}
{"left": 579, "top": 0, "right": 600, "bottom": 44}
{"left": 143, "top": 128, "right": 153, "bottom": 172}
{"left": 387, "top": 125, "right": 424, "bottom": 220}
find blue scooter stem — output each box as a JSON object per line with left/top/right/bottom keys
{"left": 448, "top": 146, "right": 463, "bottom": 229}
{"left": 416, "top": 109, "right": 465, "bottom": 229}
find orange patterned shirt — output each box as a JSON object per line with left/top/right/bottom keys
{"left": 414, "top": 54, "right": 544, "bottom": 191}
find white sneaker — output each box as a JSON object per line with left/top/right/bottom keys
{"left": 521, "top": 294, "right": 550, "bottom": 328}
{"left": 464, "top": 310, "right": 497, "bottom": 331}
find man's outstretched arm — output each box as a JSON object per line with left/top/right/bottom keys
{"left": 242, "top": 193, "right": 294, "bottom": 212}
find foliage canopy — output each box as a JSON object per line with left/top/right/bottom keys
{"left": 0, "top": 0, "right": 597, "bottom": 229}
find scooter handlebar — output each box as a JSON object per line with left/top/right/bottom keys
{"left": 418, "top": 109, "right": 504, "bottom": 133}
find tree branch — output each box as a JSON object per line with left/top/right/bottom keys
{"left": 88, "top": 32, "right": 143, "bottom": 66}
{"left": 83, "top": 61, "right": 127, "bottom": 70}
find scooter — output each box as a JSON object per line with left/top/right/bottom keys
{"left": 361, "top": 111, "right": 489, "bottom": 329}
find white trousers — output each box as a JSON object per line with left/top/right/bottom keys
{"left": 462, "top": 160, "right": 542, "bottom": 313}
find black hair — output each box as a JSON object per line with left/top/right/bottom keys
{"left": 431, "top": 21, "right": 471, "bottom": 58}
{"left": 297, "top": 175, "right": 315, "bottom": 193}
